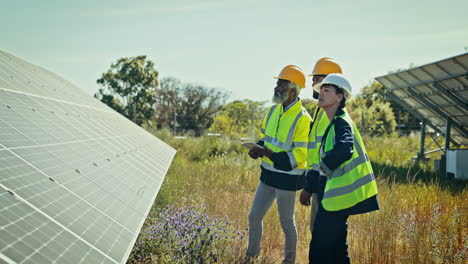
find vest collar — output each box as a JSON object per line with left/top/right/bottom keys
{"left": 278, "top": 97, "right": 301, "bottom": 114}
{"left": 333, "top": 107, "right": 346, "bottom": 119}
{"left": 284, "top": 97, "right": 299, "bottom": 112}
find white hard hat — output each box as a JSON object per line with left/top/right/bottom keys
{"left": 313, "top": 73, "right": 352, "bottom": 98}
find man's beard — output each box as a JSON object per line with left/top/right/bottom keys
{"left": 272, "top": 90, "right": 289, "bottom": 104}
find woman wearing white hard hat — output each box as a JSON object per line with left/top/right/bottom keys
{"left": 304, "top": 74, "right": 379, "bottom": 263}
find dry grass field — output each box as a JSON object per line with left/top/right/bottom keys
{"left": 128, "top": 131, "right": 467, "bottom": 264}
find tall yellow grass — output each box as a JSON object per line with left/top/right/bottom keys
{"left": 136, "top": 132, "right": 467, "bottom": 263}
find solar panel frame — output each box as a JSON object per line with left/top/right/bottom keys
{"left": 375, "top": 52, "right": 468, "bottom": 145}
{"left": 0, "top": 50, "right": 176, "bottom": 263}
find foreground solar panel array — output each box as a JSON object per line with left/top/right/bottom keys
{"left": 375, "top": 52, "right": 468, "bottom": 145}
{"left": 0, "top": 50, "right": 176, "bottom": 263}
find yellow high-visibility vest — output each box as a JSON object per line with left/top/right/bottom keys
{"left": 307, "top": 108, "right": 351, "bottom": 171}
{"left": 306, "top": 107, "right": 329, "bottom": 172}
{"left": 319, "top": 111, "right": 378, "bottom": 211}
{"left": 259, "top": 100, "right": 311, "bottom": 175}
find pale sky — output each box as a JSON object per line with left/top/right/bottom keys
{"left": 1, "top": 0, "right": 467, "bottom": 102}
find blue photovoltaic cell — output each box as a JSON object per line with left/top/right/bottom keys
{"left": 0, "top": 50, "right": 176, "bottom": 263}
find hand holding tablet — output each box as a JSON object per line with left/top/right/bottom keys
{"left": 241, "top": 142, "right": 265, "bottom": 150}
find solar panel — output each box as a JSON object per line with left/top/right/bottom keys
{"left": 0, "top": 50, "right": 176, "bottom": 264}
{"left": 375, "top": 52, "right": 468, "bottom": 145}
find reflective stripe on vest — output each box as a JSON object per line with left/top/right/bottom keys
{"left": 320, "top": 134, "right": 370, "bottom": 179}
{"left": 323, "top": 173, "right": 375, "bottom": 199}
{"left": 260, "top": 101, "right": 309, "bottom": 175}
{"left": 312, "top": 163, "right": 320, "bottom": 171}
{"left": 320, "top": 113, "right": 378, "bottom": 211}
{"left": 287, "top": 152, "right": 297, "bottom": 168}
{"left": 307, "top": 136, "right": 322, "bottom": 149}
{"left": 266, "top": 104, "right": 278, "bottom": 123}
{"left": 264, "top": 111, "right": 303, "bottom": 151}
{"left": 261, "top": 161, "right": 306, "bottom": 175}
{"left": 260, "top": 105, "right": 278, "bottom": 138}
{"left": 306, "top": 109, "right": 328, "bottom": 170}
{"left": 294, "top": 141, "right": 308, "bottom": 148}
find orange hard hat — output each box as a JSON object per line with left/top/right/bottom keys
{"left": 274, "top": 65, "right": 306, "bottom": 88}
{"left": 309, "top": 57, "right": 342, "bottom": 76}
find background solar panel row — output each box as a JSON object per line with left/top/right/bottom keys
{"left": 375, "top": 52, "right": 468, "bottom": 145}
{"left": 0, "top": 50, "right": 176, "bottom": 263}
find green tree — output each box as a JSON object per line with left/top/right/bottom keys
{"left": 155, "top": 77, "right": 180, "bottom": 130}
{"left": 244, "top": 99, "right": 265, "bottom": 137}
{"left": 177, "top": 84, "right": 229, "bottom": 136}
{"left": 210, "top": 114, "right": 232, "bottom": 136}
{"left": 99, "top": 94, "right": 125, "bottom": 115}
{"left": 361, "top": 80, "right": 420, "bottom": 131}
{"left": 155, "top": 78, "right": 229, "bottom": 136}
{"left": 210, "top": 100, "right": 265, "bottom": 137}
{"left": 95, "top": 55, "right": 158, "bottom": 125}
{"left": 348, "top": 97, "right": 396, "bottom": 136}
{"left": 360, "top": 81, "right": 387, "bottom": 104}
{"left": 301, "top": 98, "right": 318, "bottom": 117}
{"left": 221, "top": 101, "right": 250, "bottom": 135}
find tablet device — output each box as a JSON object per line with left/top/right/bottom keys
{"left": 241, "top": 142, "right": 265, "bottom": 150}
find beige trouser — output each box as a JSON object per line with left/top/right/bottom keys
{"left": 310, "top": 193, "right": 319, "bottom": 233}
{"left": 247, "top": 182, "right": 298, "bottom": 264}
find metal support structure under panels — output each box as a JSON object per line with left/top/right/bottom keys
{"left": 432, "top": 81, "right": 468, "bottom": 109}
{"left": 418, "top": 119, "right": 427, "bottom": 160}
{"left": 446, "top": 118, "right": 452, "bottom": 150}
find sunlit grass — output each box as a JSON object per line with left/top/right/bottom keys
{"left": 128, "top": 132, "right": 467, "bottom": 263}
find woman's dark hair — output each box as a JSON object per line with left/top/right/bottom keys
{"left": 326, "top": 83, "right": 347, "bottom": 109}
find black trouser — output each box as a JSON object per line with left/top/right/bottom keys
{"left": 309, "top": 206, "right": 350, "bottom": 264}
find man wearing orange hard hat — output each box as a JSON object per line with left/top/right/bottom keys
{"left": 300, "top": 58, "right": 343, "bottom": 234}
{"left": 246, "top": 65, "right": 312, "bottom": 263}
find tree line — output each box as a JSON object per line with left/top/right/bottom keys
{"left": 95, "top": 56, "right": 419, "bottom": 137}
{"left": 94, "top": 56, "right": 229, "bottom": 136}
